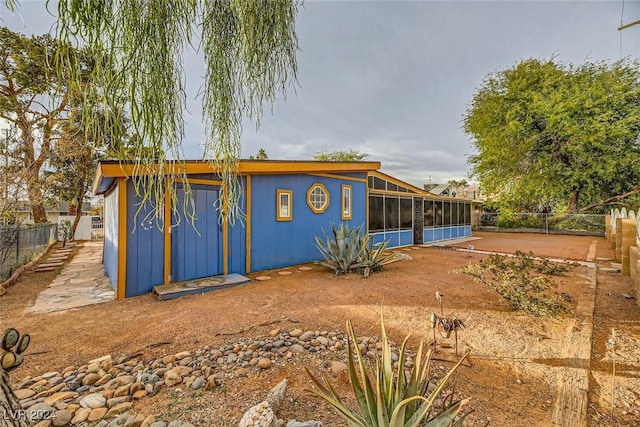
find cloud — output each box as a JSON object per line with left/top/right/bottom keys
{"left": 3, "top": 0, "right": 631, "bottom": 189}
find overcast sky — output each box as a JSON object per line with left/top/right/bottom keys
{"left": 4, "top": 1, "right": 640, "bottom": 188}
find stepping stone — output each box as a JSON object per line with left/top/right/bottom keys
{"left": 255, "top": 276, "right": 271, "bottom": 281}
{"left": 278, "top": 271, "right": 292, "bottom": 275}
{"left": 298, "top": 266, "right": 313, "bottom": 271}
{"left": 35, "top": 267, "right": 55, "bottom": 272}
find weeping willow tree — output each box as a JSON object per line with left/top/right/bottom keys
{"left": 8, "top": 0, "right": 299, "bottom": 226}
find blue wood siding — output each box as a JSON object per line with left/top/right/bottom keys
{"left": 125, "top": 181, "right": 165, "bottom": 297}
{"left": 103, "top": 186, "right": 119, "bottom": 289}
{"left": 172, "top": 184, "right": 222, "bottom": 282}
{"left": 422, "top": 225, "right": 471, "bottom": 244}
{"left": 370, "top": 226, "right": 472, "bottom": 249}
{"left": 250, "top": 174, "right": 366, "bottom": 271}
{"left": 228, "top": 179, "right": 247, "bottom": 274}
{"left": 368, "top": 231, "right": 411, "bottom": 248}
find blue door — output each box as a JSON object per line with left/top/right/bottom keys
{"left": 171, "top": 184, "right": 222, "bottom": 282}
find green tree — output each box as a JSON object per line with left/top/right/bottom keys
{"left": 248, "top": 148, "right": 269, "bottom": 160}
{"left": 0, "top": 124, "right": 28, "bottom": 225}
{"left": 313, "top": 150, "right": 369, "bottom": 161}
{"left": 0, "top": 27, "right": 90, "bottom": 223}
{"left": 464, "top": 58, "right": 640, "bottom": 213}
{"left": 48, "top": 103, "right": 127, "bottom": 238}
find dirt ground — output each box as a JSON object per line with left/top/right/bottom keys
{"left": 1, "top": 232, "right": 639, "bottom": 426}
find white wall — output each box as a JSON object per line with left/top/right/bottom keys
{"left": 59, "top": 215, "right": 93, "bottom": 240}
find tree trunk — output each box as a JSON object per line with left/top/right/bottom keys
{"left": 567, "top": 191, "right": 579, "bottom": 213}
{"left": 70, "top": 207, "right": 82, "bottom": 242}
{"left": 26, "top": 172, "right": 47, "bottom": 223}
{"left": 69, "top": 168, "right": 89, "bottom": 240}
{"left": 16, "top": 115, "right": 48, "bottom": 224}
{"left": 0, "top": 369, "right": 30, "bottom": 427}
{"left": 29, "top": 204, "right": 47, "bottom": 224}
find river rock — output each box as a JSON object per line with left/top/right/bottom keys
{"left": 164, "top": 370, "right": 182, "bottom": 387}
{"left": 124, "top": 413, "right": 147, "bottom": 427}
{"left": 175, "top": 351, "right": 191, "bottom": 360}
{"left": 82, "top": 373, "right": 101, "bottom": 386}
{"left": 106, "top": 401, "right": 133, "bottom": 417}
{"left": 80, "top": 393, "right": 107, "bottom": 409}
{"left": 88, "top": 407, "right": 108, "bottom": 422}
{"left": 191, "top": 378, "right": 205, "bottom": 390}
{"left": 298, "top": 331, "right": 315, "bottom": 341}
{"left": 289, "top": 344, "right": 305, "bottom": 353}
{"left": 52, "top": 409, "right": 72, "bottom": 426}
{"left": 44, "top": 391, "right": 77, "bottom": 406}
{"left": 330, "top": 361, "right": 348, "bottom": 374}
{"left": 257, "top": 358, "right": 272, "bottom": 369}
{"left": 71, "top": 407, "right": 91, "bottom": 424}
{"left": 289, "top": 329, "right": 303, "bottom": 337}
{"left": 14, "top": 388, "right": 36, "bottom": 399}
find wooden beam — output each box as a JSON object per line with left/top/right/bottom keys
{"left": 97, "top": 160, "right": 381, "bottom": 178}
{"left": 245, "top": 175, "right": 252, "bottom": 274}
{"left": 163, "top": 181, "right": 171, "bottom": 285}
{"left": 222, "top": 184, "right": 229, "bottom": 275}
{"left": 306, "top": 172, "right": 367, "bottom": 183}
{"left": 117, "top": 178, "right": 128, "bottom": 300}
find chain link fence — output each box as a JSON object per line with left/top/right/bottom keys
{"left": 476, "top": 212, "right": 605, "bottom": 236}
{"left": 0, "top": 223, "right": 58, "bottom": 281}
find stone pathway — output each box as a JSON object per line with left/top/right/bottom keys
{"left": 26, "top": 241, "right": 114, "bottom": 314}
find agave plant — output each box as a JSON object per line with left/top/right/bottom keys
{"left": 359, "top": 238, "right": 404, "bottom": 277}
{"left": 306, "top": 312, "right": 470, "bottom": 427}
{"left": 314, "top": 223, "right": 367, "bottom": 274}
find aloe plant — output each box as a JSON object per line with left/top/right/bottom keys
{"left": 306, "top": 312, "right": 470, "bottom": 427}
{"left": 314, "top": 223, "right": 367, "bottom": 274}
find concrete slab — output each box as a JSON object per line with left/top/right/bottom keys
{"left": 421, "top": 236, "right": 482, "bottom": 247}
{"left": 153, "top": 273, "right": 251, "bottom": 300}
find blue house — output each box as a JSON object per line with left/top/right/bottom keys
{"left": 93, "top": 160, "right": 472, "bottom": 299}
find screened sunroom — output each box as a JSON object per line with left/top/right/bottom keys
{"left": 367, "top": 172, "right": 472, "bottom": 248}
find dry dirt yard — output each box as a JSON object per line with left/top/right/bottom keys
{"left": 1, "top": 232, "right": 639, "bottom": 426}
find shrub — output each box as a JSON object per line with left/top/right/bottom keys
{"left": 457, "top": 251, "right": 571, "bottom": 317}
{"left": 58, "top": 220, "right": 72, "bottom": 246}
{"left": 306, "top": 311, "right": 470, "bottom": 426}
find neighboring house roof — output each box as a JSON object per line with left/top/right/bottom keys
{"left": 428, "top": 183, "right": 450, "bottom": 196}
{"left": 93, "top": 159, "right": 382, "bottom": 195}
